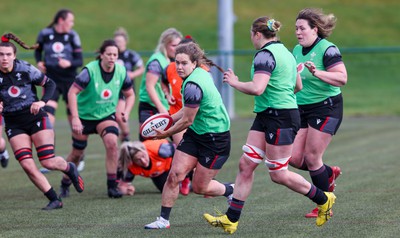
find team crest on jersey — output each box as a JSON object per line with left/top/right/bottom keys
{"left": 16, "top": 73, "right": 22, "bottom": 81}
{"left": 8, "top": 86, "right": 21, "bottom": 97}
{"left": 101, "top": 89, "right": 112, "bottom": 99}
{"left": 52, "top": 42, "right": 64, "bottom": 53}
{"left": 310, "top": 52, "right": 316, "bottom": 61}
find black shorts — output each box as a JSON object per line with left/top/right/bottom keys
{"left": 177, "top": 128, "right": 230, "bottom": 169}
{"left": 251, "top": 108, "right": 300, "bottom": 145}
{"left": 46, "top": 80, "right": 74, "bottom": 104}
{"left": 80, "top": 113, "right": 117, "bottom": 135}
{"left": 3, "top": 108, "right": 53, "bottom": 139}
{"left": 138, "top": 101, "right": 158, "bottom": 124}
{"left": 298, "top": 93, "right": 343, "bottom": 135}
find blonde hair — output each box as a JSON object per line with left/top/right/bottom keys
{"left": 155, "top": 27, "right": 182, "bottom": 58}
{"left": 296, "top": 8, "right": 336, "bottom": 38}
{"left": 114, "top": 27, "right": 129, "bottom": 42}
{"left": 119, "top": 141, "right": 147, "bottom": 178}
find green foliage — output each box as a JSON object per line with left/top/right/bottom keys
{"left": 0, "top": 117, "right": 399, "bottom": 237}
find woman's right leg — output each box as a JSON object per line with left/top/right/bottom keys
{"left": 10, "top": 134, "right": 62, "bottom": 210}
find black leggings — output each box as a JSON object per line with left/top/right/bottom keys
{"left": 151, "top": 171, "right": 169, "bottom": 192}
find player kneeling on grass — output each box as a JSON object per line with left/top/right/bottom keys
{"left": 117, "top": 139, "right": 174, "bottom": 195}
{"left": 0, "top": 33, "right": 84, "bottom": 210}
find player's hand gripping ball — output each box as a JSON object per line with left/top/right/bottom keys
{"left": 140, "top": 114, "right": 173, "bottom": 139}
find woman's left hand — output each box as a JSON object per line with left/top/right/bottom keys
{"left": 223, "top": 68, "right": 239, "bottom": 86}
{"left": 58, "top": 58, "right": 72, "bottom": 68}
{"left": 30, "top": 101, "right": 45, "bottom": 115}
{"left": 152, "top": 127, "right": 169, "bottom": 140}
{"left": 304, "top": 61, "right": 317, "bottom": 75}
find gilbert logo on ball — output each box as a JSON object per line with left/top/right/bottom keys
{"left": 140, "top": 114, "right": 173, "bottom": 138}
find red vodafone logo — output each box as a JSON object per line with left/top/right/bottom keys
{"left": 8, "top": 86, "right": 21, "bottom": 97}
{"left": 101, "top": 89, "right": 112, "bottom": 99}
{"left": 297, "top": 63, "right": 304, "bottom": 73}
{"left": 52, "top": 42, "right": 64, "bottom": 53}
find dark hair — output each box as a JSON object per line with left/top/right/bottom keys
{"left": 252, "top": 16, "right": 281, "bottom": 39}
{"left": 0, "top": 33, "right": 38, "bottom": 54}
{"left": 47, "top": 9, "right": 73, "bottom": 28}
{"left": 175, "top": 42, "right": 224, "bottom": 73}
{"left": 96, "top": 39, "right": 119, "bottom": 59}
{"left": 296, "top": 8, "right": 336, "bottom": 38}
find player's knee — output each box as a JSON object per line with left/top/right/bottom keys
{"left": 36, "top": 144, "right": 55, "bottom": 162}
{"left": 265, "top": 156, "right": 290, "bottom": 173}
{"left": 101, "top": 126, "right": 119, "bottom": 138}
{"left": 166, "top": 172, "right": 180, "bottom": 186}
{"left": 14, "top": 148, "right": 33, "bottom": 162}
{"left": 237, "top": 157, "right": 255, "bottom": 178}
{"left": 191, "top": 182, "right": 208, "bottom": 195}
{"left": 72, "top": 138, "right": 87, "bottom": 150}
{"left": 242, "top": 144, "right": 265, "bottom": 164}
{"left": 43, "top": 105, "right": 56, "bottom": 116}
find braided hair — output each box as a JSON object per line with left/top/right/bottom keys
{"left": 0, "top": 33, "right": 38, "bottom": 53}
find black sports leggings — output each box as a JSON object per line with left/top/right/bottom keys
{"left": 151, "top": 171, "right": 169, "bottom": 192}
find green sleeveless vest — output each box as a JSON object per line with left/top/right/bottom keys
{"left": 251, "top": 42, "right": 298, "bottom": 112}
{"left": 182, "top": 68, "right": 230, "bottom": 134}
{"left": 138, "top": 52, "right": 169, "bottom": 109}
{"left": 293, "top": 39, "right": 341, "bottom": 105}
{"left": 77, "top": 60, "right": 126, "bottom": 120}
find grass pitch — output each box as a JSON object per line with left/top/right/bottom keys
{"left": 0, "top": 117, "right": 399, "bottom": 237}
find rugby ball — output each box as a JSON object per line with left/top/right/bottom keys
{"left": 140, "top": 114, "right": 173, "bottom": 139}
